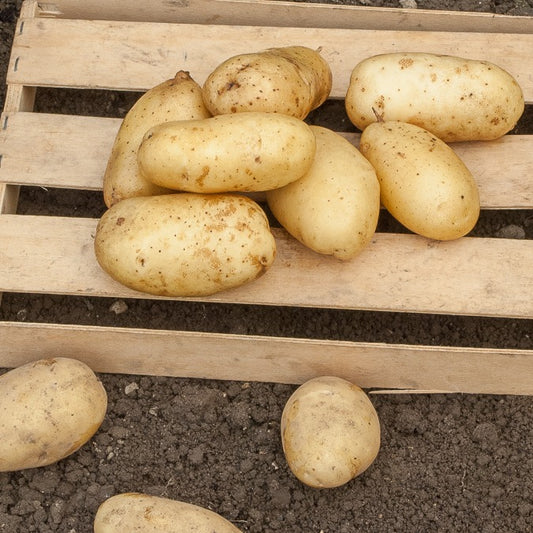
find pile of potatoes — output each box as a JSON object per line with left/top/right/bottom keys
{"left": 96, "top": 47, "right": 338, "bottom": 298}
{"left": 95, "top": 46, "right": 524, "bottom": 298}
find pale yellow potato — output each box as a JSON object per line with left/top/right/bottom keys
{"left": 137, "top": 111, "right": 316, "bottom": 193}
{"left": 202, "top": 46, "right": 332, "bottom": 119}
{"left": 266, "top": 125, "right": 380, "bottom": 260}
{"left": 94, "top": 193, "right": 276, "bottom": 297}
{"left": 0, "top": 357, "right": 107, "bottom": 472}
{"left": 103, "top": 70, "right": 211, "bottom": 207}
{"left": 281, "top": 376, "right": 380, "bottom": 489}
{"left": 359, "top": 121, "right": 480, "bottom": 241}
{"left": 345, "top": 52, "right": 524, "bottom": 142}
{"left": 94, "top": 493, "right": 243, "bottom": 533}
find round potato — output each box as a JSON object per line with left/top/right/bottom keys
{"left": 0, "top": 357, "right": 107, "bottom": 472}
{"left": 281, "top": 376, "right": 381, "bottom": 489}
{"left": 103, "top": 70, "right": 211, "bottom": 207}
{"left": 266, "top": 125, "right": 380, "bottom": 260}
{"left": 94, "top": 193, "right": 277, "bottom": 297}
{"left": 359, "top": 120, "right": 480, "bottom": 240}
{"left": 94, "top": 493, "right": 243, "bottom": 533}
{"left": 345, "top": 52, "right": 524, "bottom": 141}
{"left": 137, "top": 111, "right": 316, "bottom": 193}
{"left": 202, "top": 46, "right": 332, "bottom": 119}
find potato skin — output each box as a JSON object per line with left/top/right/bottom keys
{"left": 137, "top": 111, "right": 316, "bottom": 193}
{"left": 345, "top": 52, "right": 524, "bottom": 141}
{"left": 94, "top": 493, "right": 243, "bottom": 533}
{"left": 359, "top": 121, "right": 480, "bottom": 241}
{"left": 267, "top": 125, "right": 380, "bottom": 260}
{"left": 202, "top": 46, "right": 332, "bottom": 119}
{"left": 103, "top": 70, "right": 211, "bottom": 207}
{"left": 94, "top": 193, "right": 276, "bottom": 297}
{"left": 281, "top": 376, "right": 380, "bottom": 489}
{"left": 0, "top": 358, "right": 107, "bottom": 472}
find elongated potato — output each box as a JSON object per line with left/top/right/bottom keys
{"left": 94, "top": 493, "right": 243, "bottom": 533}
{"left": 345, "top": 52, "right": 524, "bottom": 141}
{"left": 281, "top": 376, "right": 380, "bottom": 489}
{"left": 0, "top": 357, "right": 107, "bottom": 472}
{"left": 103, "top": 70, "right": 211, "bottom": 207}
{"left": 267, "top": 125, "right": 380, "bottom": 260}
{"left": 202, "top": 46, "right": 332, "bottom": 119}
{"left": 359, "top": 120, "right": 480, "bottom": 240}
{"left": 137, "top": 111, "right": 316, "bottom": 193}
{"left": 94, "top": 193, "right": 276, "bottom": 297}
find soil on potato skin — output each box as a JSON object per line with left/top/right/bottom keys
{"left": 1, "top": 1, "right": 533, "bottom": 532}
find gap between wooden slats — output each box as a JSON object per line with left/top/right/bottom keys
{"left": 36, "top": 0, "right": 533, "bottom": 34}
{"left": 7, "top": 18, "right": 533, "bottom": 101}
{"left": 0, "top": 112, "right": 532, "bottom": 209}
{"left": 1, "top": 321, "right": 533, "bottom": 395}
{"left": 0, "top": 214, "right": 531, "bottom": 318}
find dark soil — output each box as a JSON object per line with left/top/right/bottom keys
{"left": 1, "top": 1, "right": 533, "bottom": 532}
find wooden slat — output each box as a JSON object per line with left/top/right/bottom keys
{"left": 1, "top": 112, "right": 532, "bottom": 208}
{"left": 0, "top": 214, "right": 532, "bottom": 319}
{"left": 449, "top": 136, "right": 533, "bottom": 209}
{"left": 0, "top": 113, "right": 118, "bottom": 191}
{"left": 7, "top": 18, "right": 533, "bottom": 101}
{"left": 0, "top": 184, "right": 19, "bottom": 217}
{"left": 37, "top": 0, "right": 533, "bottom": 34}
{"left": 1, "top": 321, "right": 533, "bottom": 395}
{"left": 0, "top": 68, "right": 37, "bottom": 214}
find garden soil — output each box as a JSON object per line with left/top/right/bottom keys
{"left": 1, "top": 0, "right": 533, "bottom": 531}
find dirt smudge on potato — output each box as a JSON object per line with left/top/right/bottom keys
{"left": 374, "top": 95, "right": 385, "bottom": 110}
{"left": 399, "top": 57, "right": 414, "bottom": 69}
{"left": 34, "top": 359, "right": 57, "bottom": 367}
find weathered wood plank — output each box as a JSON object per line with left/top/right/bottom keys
{"left": 7, "top": 18, "right": 533, "bottom": 100}
{"left": 0, "top": 214, "right": 532, "bottom": 318}
{"left": 1, "top": 321, "right": 533, "bottom": 395}
{"left": 37, "top": 0, "right": 533, "bottom": 34}
{"left": 0, "top": 112, "right": 117, "bottom": 191}
{"left": 1, "top": 112, "right": 531, "bottom": 208}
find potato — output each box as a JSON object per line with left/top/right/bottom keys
{"left": 202, "top": 46, "right": 332, "bottom": 119}
{"left": 345, "top": 52, "right": 524, "bottom": 142}
{"left": 137, "top": 111, "right": 316, "bottom": 193}
{"left": 359, "top": 120, "right": 480, "bottom": 241}
{"left": 103, "top": 70, "right": 211, "bottom": 207}
{"left": 94, "top": 193, "right": 276, "bottom": 297}
{"left": 94, "top": 493, "right": 243, "bottom": 533}
{"left": 281, "top": 376, "right": 380, "bottom": 489}
{"left": 0, "top": 357, "right": 107, "bottom": 472}
{"left": 266, "top": 125, "right": 380, "bottom": 260}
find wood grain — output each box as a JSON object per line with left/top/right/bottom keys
{"left": 0, "top": 112, "right": 531, "bottom": 208}
{"left": 0, "top": 214, "right": 531, "bottom": 319}
{"left": 37, "top": 0, "right": 533, "bottom": 34}
{"left": 7, "top": 18, "right": 533, "bottom": 101}
{"left": 1, "top": 321, "right": 533, "bottom": 395}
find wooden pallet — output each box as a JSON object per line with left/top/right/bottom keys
{"left": 1, "top": 0, "right": 532, "bottom": 394}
